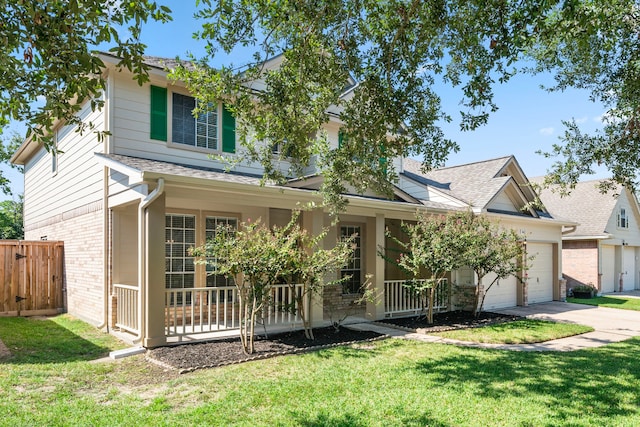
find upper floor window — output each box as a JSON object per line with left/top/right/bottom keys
{"left": 618, "top": 208, "right": 629, "bottom": 229}
{"left": 172, "top": 93, "right": 218, "bottom": 150}
{"left": 149, "top": 85, "right": 236, "bottom": 153}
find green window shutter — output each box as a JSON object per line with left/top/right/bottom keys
{"left": 222, "top": 105, "right": 236, "bottom": 153}
{"left": 150, "top": 85, "right": 167, "bottom": 141}
{"left": 379, "top": 144, "right": 387, "bottom": 174}
{"left": 338, "top": 130, "right": 345, "bottom": 148}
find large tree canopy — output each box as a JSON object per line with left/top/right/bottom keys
{"left": 2, "top": 1, "right": 637, "bottom": 210}
{"left": 172, "top": 0, "right": 638, "bottom": 210}
{"left": 529, "top": 1, "right": 640, "bottom": 193}
{"left": 1, "top": 1, "right": 171, "bottom": 146}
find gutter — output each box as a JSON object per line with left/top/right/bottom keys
{"left": 136, "top": 178, "right": 165, "bottom": 342}
{"left": 98, "top": 70, "right": 115, "bottom": 331}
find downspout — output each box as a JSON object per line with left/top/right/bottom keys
{"left": 99, "top": 71, "right": 115, "bottom": 330}
{"left": 137, "top": 178, "right": 165, "bottom": 342}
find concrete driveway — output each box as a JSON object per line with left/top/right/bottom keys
{"left": 494, "top": 301, "right": 640, "bottom": 351}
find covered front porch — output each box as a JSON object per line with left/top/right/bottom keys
{"left": 107, "top": 180, "right": 454, "bottom": 347}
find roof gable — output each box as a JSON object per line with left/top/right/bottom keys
{"left": 535, "top": 179, "right": 630, "bottom": 238}
{"left": 402, "top": 156, "right": 540, "bottom": 216}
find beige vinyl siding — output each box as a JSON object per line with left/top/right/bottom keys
{"left": 605, "top": 190, "right": 640, "bottom": 246}
{"left": 112, "top": 78, "right": 272, "bottom": 176}
{"left": 487, "top": 192, "right": 517, "bottom": 212}
{"left": 397, "top": 175, "right": 466, "bottom": 207}
{"left": 23, "top": 102, "right": 104, "bottom": 227}
{"left": 397, "top": 175, "right": 429, "bottom": 200}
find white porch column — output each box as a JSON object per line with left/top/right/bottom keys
{"left": 366, "top": 213, "right": 385, "bottom": 320}
{"left": 302, "top": 209, "right": 326, "bottom": 325}
{"left": 140, "top": 191, "right": 167, "bottom": 348}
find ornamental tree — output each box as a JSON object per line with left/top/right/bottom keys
{"left": 453, "top": 211, "right": 528, "bottom": 317}
{"left": 384, "top": 211, "right": 466, "bottom": 323}
{"left": 194, "top": 211, "right": 354, "bottom": 354}
{"left": 384, "top": 210, "right": 528, "bottom": 319}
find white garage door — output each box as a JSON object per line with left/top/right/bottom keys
{"left": 482, "top": 273, "right": 517, "bottom": 310}
{"left": 527, "top": 243, "right": 554, "bottom": 304}
{"left": 601, "top": 245, "right": 616, "bottom": 293}
{"left": 623, "top": 247, "right": 636, "bottom": 290}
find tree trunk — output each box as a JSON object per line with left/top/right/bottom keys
{"left": 238, "top": 289, "right": 250, "bottom": 354}
{"left": 427, "top": 287, "right": 435, "bottom": 324}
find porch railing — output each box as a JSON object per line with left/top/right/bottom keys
{"left": 114, "top": 283, "right": 139, "bottom": 334}
{"left": 164, "top": 283, "right": 307, "bottom": 339}
{"left": 384, "top": 278, "right": 449, "bottom": 318}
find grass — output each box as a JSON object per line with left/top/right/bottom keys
{"left": 431, "top": 319, "right": 593, "bottom": 344}
{"left": 2, "top": 315, "right": 640, "bottom": 426}
{"left": 567, "top": 295, "right": 640, "bottom": 311}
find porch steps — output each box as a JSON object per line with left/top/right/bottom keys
{"left": 109, "top": 346, "right": 146, "bottom": 360}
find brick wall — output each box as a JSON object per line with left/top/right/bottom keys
{"left": 323, "top": 284, "right": 366, "bottom": 322}
{"left": 562, "top": 240, "right": 599, "bottom": 290}
{"left": 25, "top": 202, "right": 104, "bottom": 326}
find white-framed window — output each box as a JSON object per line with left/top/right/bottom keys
{"left": 205, "top": 215, "right": 237, "bottom": 288}
{"left": 165, "top": 214, "right": 196, "bottom": 304}
{"left": 165, "top": 212, "right": 239, "bottom": 305}
{"left": 172, "top": 92, "right": 219, "bottom": 150}
{"left": 340, "top": 225, "right": 362, "bottom": 294}
{"left": 618, "top": 207, "right": 629, "bottom": 229}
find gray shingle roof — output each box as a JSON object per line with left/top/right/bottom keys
{"left": 96, "top": 153, "right": 265, "bottom": 186}
{"left": 535, "top": 178, "right": 620, "bottom": 237}
{"left": 403, "top": 156, "right": 515, "bottom": 208}
{"left": 142, "top": 55, "right": 196, "bottom": 71}
{"left": 96, "top": 153, "right": 423, "bottom": 206}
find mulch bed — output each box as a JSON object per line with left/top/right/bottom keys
{"left": 377, "top": 310, "right": 524, "bottom": 333}
{"left": 147, "top": 311, "right": 524, "bottom": 374}
{"left": 147, "top": 326, "right": 384, "bottom": 374}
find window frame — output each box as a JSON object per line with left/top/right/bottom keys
{"left": 618, "top": 207, "right": 630, "bottom": 229}
{"left": 167, "top": 90, "right": 224, "bottom": 154}
{"left": 165, "top": 210, "right": 241, "bottom": 292}
{"left": 340, "top": 223, "right": 364, "bottom": 295}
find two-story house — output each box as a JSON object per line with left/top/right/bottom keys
{"left": 11, "top": 53, "right": 571, "bottom": 347}
{"left": 538, "top": 179, "right": 640, "bottom": 294}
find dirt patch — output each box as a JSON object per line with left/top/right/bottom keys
{"left": 0, "top": 338, "right": 11, "bottom": 359}
{"left": 377, "top": 310, "right": 523, "bottom": 333}
{"left": 147, "top": 326, "right": 385, "bottom": 374}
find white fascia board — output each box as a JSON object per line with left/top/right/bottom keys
{"left": 563, "top": 234, "right": 611, "bottom": 241}
{"left": 95, "top": 154, "right": 144, "bottom": 185}
{"left": 484, "top": 210, "right": 577, "bottom": 227}
{"left": 108, "top": 184, "right": 150, "bottom": 208}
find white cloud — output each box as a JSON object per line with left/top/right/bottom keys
{"left": 574, "top": 116, "right": 588, "bottom": 124}
{"left": 539, "top": 127, "right": 554, "bottom": 136}
{"left": 595, "top": 111, "right": 624, "bottom": 124}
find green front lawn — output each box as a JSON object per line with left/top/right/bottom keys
{"left": 432, "top": 319, "right": 593, "bottom": 344}
{"left": 1, "top": 315, "right": 639, "bottom": 426}
{"left": 568, "top": 295, "right": 640, "bottom": 311}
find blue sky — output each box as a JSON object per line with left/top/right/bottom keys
{"left": 2, "top": 2, "right": 609, "bottom": 199}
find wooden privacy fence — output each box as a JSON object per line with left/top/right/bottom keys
{"left": 0, "top": 241, "right": 64, "bottom": 317}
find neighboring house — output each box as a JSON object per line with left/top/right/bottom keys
{"left": 11, "top": 53, "right": 570, "bottom": 347}
{"left": 537, "top": 179, "right": 640, "bottom": 294}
